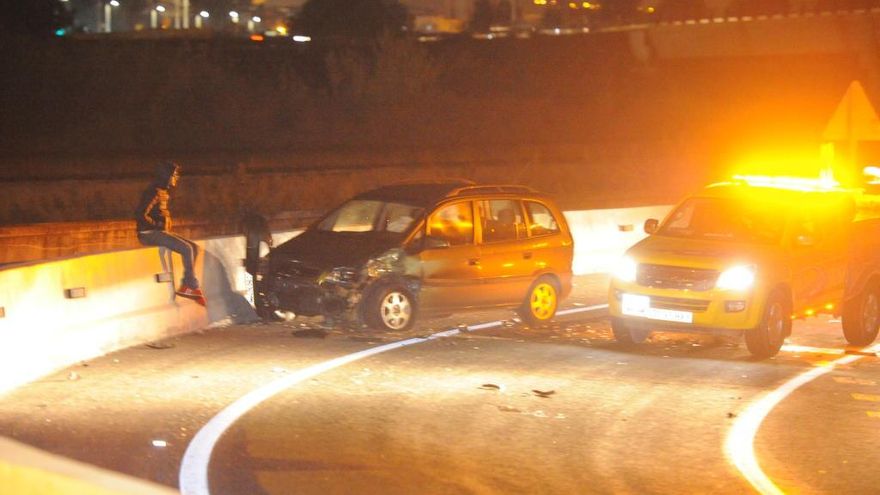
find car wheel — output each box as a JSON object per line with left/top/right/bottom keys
{"left": 363, "top": 284, "right": 417, "bottom": 331}
{"left": 517, "top": 276, "right": 559, "bottom": 326}
{"left": 611, "top": 317, "right": 650, "bottom": 344}
{"left": 842, "top": 280, "right": 880, "bottom": 346}
{"left": 745, "top": 290, "right": 790, "bottom": 359}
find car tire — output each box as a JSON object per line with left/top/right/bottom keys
{"left": 842, "top": 280, "right": 880, "bottom": 346}
{"left": 611, "top": 317, "right": 650, "bottom": 344}
{"left": 517, "top": 276, "right": 559, "bottom": 327}
{"left": 362, "top": 283, "right": 417, "bottom": 331}
{"left": 745, "top": 290, "right": 790, "bottom": 359}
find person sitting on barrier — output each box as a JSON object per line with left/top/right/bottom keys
{"left": 135, "top": 161, "right": 206, "bottom": 306}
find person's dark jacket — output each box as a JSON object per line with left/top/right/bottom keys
{"left": 135, "top": 162, "right": 179, "bottom": 233}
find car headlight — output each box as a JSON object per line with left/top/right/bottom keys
{"left": 366, "top": 249, "right": 404, "bottom": 278}
{"left": 612, "top": 256, "right": 638, "bottom": 283}
{"left": 322, "top": 266, "right": 359, "bottom": 286}
{"left": 716, "top": 265, "right": 756, "bottom": 291}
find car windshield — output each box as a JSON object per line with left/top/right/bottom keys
{"left": 658, "top": 196, "right": 787, "bottom": 244}
{"left": 316, "top": 199, "right": 424, "bottom": 234}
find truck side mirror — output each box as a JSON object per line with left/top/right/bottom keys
{"left": 644, "top": 218, "right": 659, "bottom": 235}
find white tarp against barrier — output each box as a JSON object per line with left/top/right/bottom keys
{"left": 565, "top": 205, "right": 673, "bottom": 275}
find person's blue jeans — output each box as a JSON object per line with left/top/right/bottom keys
{"left": 138, "top": 231, "right": 200, "bottom": 289}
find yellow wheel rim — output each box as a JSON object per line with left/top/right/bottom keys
{"left": 529, "top": 282, "right": 557, "bottom": 321}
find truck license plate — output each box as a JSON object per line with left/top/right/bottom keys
{"left": 621, "top": 294, "right": 693, "bottom": 324}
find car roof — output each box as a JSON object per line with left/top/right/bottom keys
{"left": 355, "top": 181, "right": 543, "bottom": 208}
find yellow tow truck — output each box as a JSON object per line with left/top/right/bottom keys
{"left": 608, "top": 175, "right": 880, "bottom": 358}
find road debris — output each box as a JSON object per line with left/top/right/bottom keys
{"left": 145, "top": 341, "right": 174, "bottom": 350}
{"left": 497, "top": 405, "right": 521, "bottom": 413}
{"left": 67, "top": 372, "right": 80, "bottom": 381}
{"left": 292, "top": 328, "right": 328, "bottom": 338}
{"left": 479, "top": 383, "right": 505, "bottom": 392}
{"left": 727, "top": 412, "right": 738, "bottom": 418}
{"left": 532, "top": 389, "right": 555, "bottom": 398}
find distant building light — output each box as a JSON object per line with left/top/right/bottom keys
{"left": 54, "top": 28, "right": 67, "bottom": 36}
{"left": 292, "top": 35, "right": 311, "bottom": 42}
{"left": 250, "top": 34, "right": 264, "bottom": 42}
{"left": 276, "top": 25, "right": 288, "bottom": 35}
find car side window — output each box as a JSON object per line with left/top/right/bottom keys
{"left": 427, "top": 202, "right": 474, "bottom": 246}
{"left": 525, "top": 201, "right": 560, "bottom": 237}
{"left": 480, "top": 199, "right": 524, "bottom": 243}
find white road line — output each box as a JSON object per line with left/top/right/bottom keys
{"left": 557, "top": 304, "right": 608, "bottom": 316}
{"left": 725, "top": 342, "right": 880, "bottom": 495}
{"left": 178, "top": 304, "right": 606, "bottom": 495}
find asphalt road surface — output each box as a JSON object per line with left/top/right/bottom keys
{"left": 0, "top": 275, "right": 878, "bottom": 494}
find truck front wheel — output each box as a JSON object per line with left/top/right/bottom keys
{"left": 842, "top": 281, "right": 880, "bottom": 346}
{"left": 745, "top": 290, "right": 790, "bottom": 359}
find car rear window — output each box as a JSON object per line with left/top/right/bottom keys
{"left": 525, "top": 201, "right": 560, "bottom": 237}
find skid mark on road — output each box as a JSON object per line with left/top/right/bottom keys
{"left": 178, "top": 304, "right": 607, "bottom": 495}
{"left": 724, "top": 342, "right": 880, "bottom": 495}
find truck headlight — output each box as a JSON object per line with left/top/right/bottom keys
{"left": 613, "top": 256, "right": 638, "bottom": 283}
{"left": 716, "top": 265, "right": 756, "bottom": 291}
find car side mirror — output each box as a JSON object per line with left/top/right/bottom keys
{"left": 424, "top": 235, "right": 451, "bottom": 250}
{"left": 644, "top": 218, "right": 659, "bottom": 235}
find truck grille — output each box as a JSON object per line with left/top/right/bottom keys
{"left": 650, "top": 296, "right": 711, "bottom": 313}
{"left": 637, "top": 264, "right": 719, "bottom": 292}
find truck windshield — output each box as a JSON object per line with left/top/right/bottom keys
{"left": 658, "top": 197, "right": 787, "bottom": 244}
{"left": 317, "top": 200, "right": 424, "bottom": 234}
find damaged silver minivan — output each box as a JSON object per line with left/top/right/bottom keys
{"left": 255, "top": 180, "right": 574, "bottom": 331}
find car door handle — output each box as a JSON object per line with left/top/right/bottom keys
{"left": 523, "top": 252, "right": 533, "bottom": 260}
{"left": 468, "top": 258, "right": 480, "bottom": 266}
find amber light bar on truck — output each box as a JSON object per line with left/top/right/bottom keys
{"left": 732, "top": 174, "right": 840, "bottom": 192}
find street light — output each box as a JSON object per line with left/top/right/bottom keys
{"left": 247, "top": 15, "right": 261, "bottom": 32}
{"left": 229, "top": 10, "right": 240, "bottom": 23}
{"left": 104, "top": 0, "right": 120, "bottom": 33}
{"left": 194, "top": 10, "right": 209, "bottom": 29}
{"left": 151, "top": 5, "right": 166, "bottom": 29}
